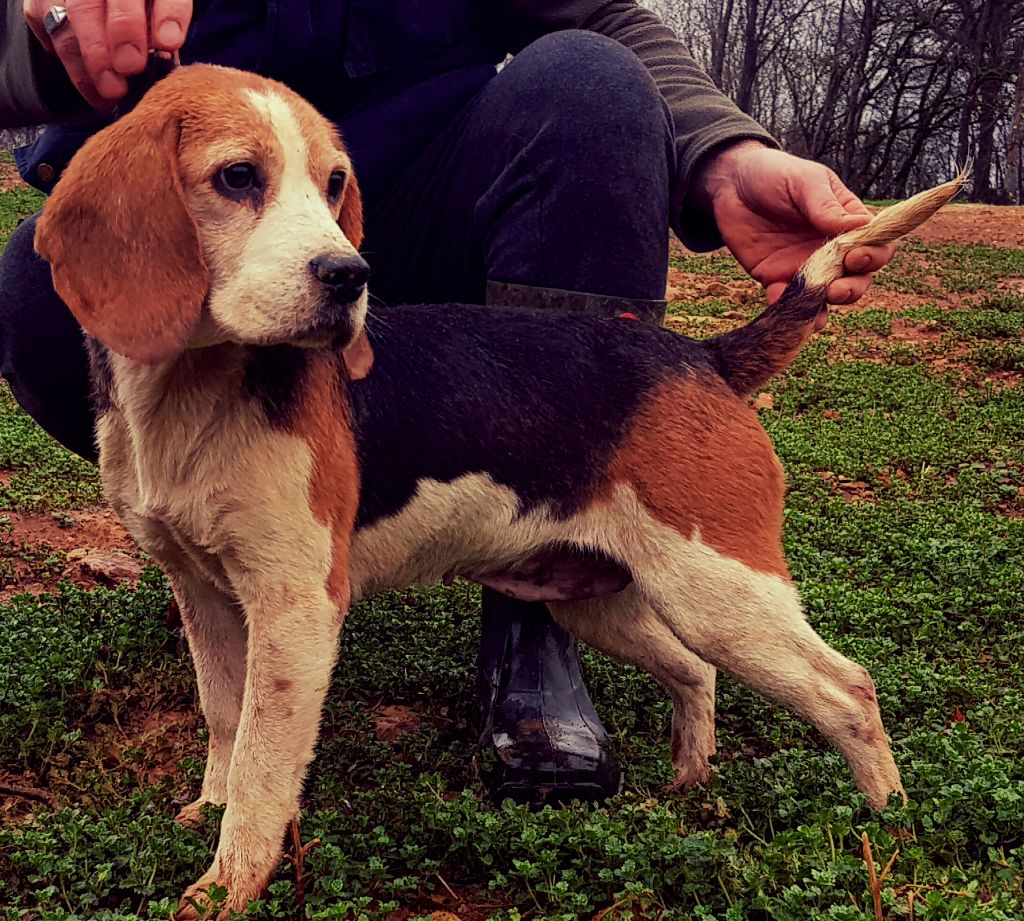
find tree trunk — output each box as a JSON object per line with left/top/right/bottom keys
{"left": 1007, "top": 60, "right": 1024, "bottom": 204}
{"left": 735, "top": 0, "right": 762, "bottom": 113}
{"left": 709, "top": 0, "right": 735, "bottom": 88}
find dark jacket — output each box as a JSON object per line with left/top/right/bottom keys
{"left": 0, "top": 0, "right": 776, "bottom": 247}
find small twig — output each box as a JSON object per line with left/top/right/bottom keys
{"left": 908, "top": 889, "right": 916, "bottom": 921}
{"left": 861, "top": 831, "right": 899, "bottom": 921}
{"left": 285, "top": 817, "right": 320, "bottom": 912}
{"left": 862, "top": 832, "right": 883, "bottom": 921}
{"left": 436, "top": 872, "right": 459, "bottom": 902}
{"left": 879, "top": 847, "right": 900, "bottom": 885}
{"left": 593, "top": 898, "right": 628, "bottom": 921}
{"left": 0, "top": 783, "right": 57, "bottom": 808}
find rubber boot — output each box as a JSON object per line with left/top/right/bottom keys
{"left": 476, "top": 282, "right": 666, "bottom": 805}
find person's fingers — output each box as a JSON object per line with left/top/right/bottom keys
{"left": 48, "top": 23, "right": 121, "bottom": 107}
{"left": 150, "top": 0, "right": 191, "bottom": 49}
{"left": 23, "top": 0, "right": 55, "bottom": 50}
{"left": 767, "top": 271, "right": 875, "bottom": 307}
{"left": 844, "top": 242, "right": 897, "bottom": 274}
{"left": 66, "top": 0, "right": 128, "bottom": 100}
{"left": 105, "top": 0, "right": 148, "bottom": 74}
{"left": 789, "top": 165, "right": 872, "bottom": 238}
{"left": 826, "top": 273, "right": 874, "bottom": 305}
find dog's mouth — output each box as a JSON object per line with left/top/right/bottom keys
{"left": 285, "top": 304, "right": 361, "bottom": 350}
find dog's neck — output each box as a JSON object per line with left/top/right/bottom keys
{"left": 100, "top": 342, "right": 247, "bottom": 423}
{"left": 93, "top": 340, "right": 350, "bottom": 463}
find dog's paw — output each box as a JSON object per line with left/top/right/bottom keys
{"left": 175, "top": 798, "right": 221, "bottom": 829}
{"left": 665, "top": 759, "right": 713, "bottom": 793}
{"left": 175, "top": 871, "right": 265, "bottom": 920}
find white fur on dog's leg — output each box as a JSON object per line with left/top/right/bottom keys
{"left": 167, "top": 573, "right": 248, "bottom": 817}
{"left": 551, "top": 588, "right": 718, "bottom": 791}
{"left": 665, "top": 669, "right": 717, "bottom": 791}
{"left": 179, "top": 592, "right": 341, "bottom": 914}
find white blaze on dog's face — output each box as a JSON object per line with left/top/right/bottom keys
{"left": 176, "top": 87, "right": 368, "bottom": 348}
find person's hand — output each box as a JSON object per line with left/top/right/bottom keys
{"left": 692, "top": 140, "right": 896, "bottom": 305}
{"left": 24, "top": 0, "right": 192, "bottom": 109}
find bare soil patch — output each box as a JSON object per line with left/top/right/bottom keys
{"left": 665, "top": 268, "right": 760, "bottom": 306}
{"left": 832, "top": 289, "right": 947, "bottom": 314}
{"left": 5, "top": 505, "right": 134, "bottom": 552}
{"left": 1, "top": 505, "right": 141, "bottom": 601}
{"left": 891, "top": 203, "right": 1024, "bottom": 248}
{"left": 832, "top": 324, "right": 1022, "bottom": 389}
{"left": 372, "top": 703, "right": 424, "bottom": 741}
{"left": 0, "top": 157, "right": 23, "bottom": 192}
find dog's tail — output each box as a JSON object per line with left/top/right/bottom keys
{"left": 705, "top": 171, "right": 966, "bottom": 397}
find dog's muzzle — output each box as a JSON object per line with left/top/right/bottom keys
{"left": 300, "top": 253, "right": 370, "bottom": 348}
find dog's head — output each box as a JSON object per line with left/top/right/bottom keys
{"left": 34, "top": 64, "right": 372, "bottom": 378}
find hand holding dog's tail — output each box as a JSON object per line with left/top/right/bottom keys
{"left": 707, "top": 171, "right": 967, "bottom": 397}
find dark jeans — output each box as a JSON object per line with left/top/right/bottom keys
{"left": 0, "top": 31, "right": 674, "bottom": 457}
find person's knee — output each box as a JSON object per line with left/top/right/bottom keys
{"left": 0, "top": 211, "right": 96, "bottom": 462}
{"left": 1, "top": 211, "right": 41, "bottom": 275}
{"left": 511, "top": 30, "right": 673, "bottom": 159}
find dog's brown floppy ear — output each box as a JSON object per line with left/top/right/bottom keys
{"left": 339, "top": 173, "right": 363, "bottom": 250}
{"left": 342, "top": 327, "right": 373, "bottom": 380}
{"left": 34, "top": 113, "right": 208, "bottom": 365}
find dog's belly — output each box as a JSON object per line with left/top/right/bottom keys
{"left": 348, "top": 472, "right": 631, "bottom": 603}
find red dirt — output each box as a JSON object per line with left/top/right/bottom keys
{"left": 372, "top": 704, "right": 424, "bottom": 741}
{"left": 1, "top": 505, "right": 141, "bottom": 601}
{"left": 5, "top": 505, "right": 134, "bottom": 552}
{"left": 897, "top": 203, "right": 1024, "bottom": 248}
{"left": 0, "top": 158, "right": 22, "bottom": 192}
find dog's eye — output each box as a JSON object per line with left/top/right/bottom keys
{"left": 216, "top": 162, "right": 260, "bottom": 194}
{"left": 327, "top": 171, "right": 346, "bottom": 203}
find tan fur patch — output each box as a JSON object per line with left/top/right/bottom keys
{"left": 606, "top": 375, "right": 790, "bottom": 578}
{"left": 286, "top": 354, "right": 360, "bottom": 610}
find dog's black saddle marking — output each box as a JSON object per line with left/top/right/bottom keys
{"left": 349, "top": 304, "right": 717, "bottom": 530}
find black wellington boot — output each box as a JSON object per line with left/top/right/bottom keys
{"left": 477, "top": 590, "right": 620, "bottom": 804}
{"left": 476, "top": 282, "right": 666, "bottom": 805}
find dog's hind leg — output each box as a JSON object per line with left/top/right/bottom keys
{"left": 629, "top": 539, "right": 903, "bottom": 809}
{"left": 551, "top": 587, "right": 717, "bottom": 790}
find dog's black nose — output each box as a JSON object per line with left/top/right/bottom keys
{"left": 310, "top": 253, "right": 370, "bottom": 302}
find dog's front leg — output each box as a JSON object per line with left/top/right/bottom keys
{"left": 166, "top": 572, "right": 248, "bottom": 827}
{"left": 177, "top": 583, "right": 341, "bottom": 920}
{"left": 115, "top": 513, "right": 249, "bottom": 827}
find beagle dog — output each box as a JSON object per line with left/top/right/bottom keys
{"left": 34, "top": 64, "right": 961, "bottom": 918}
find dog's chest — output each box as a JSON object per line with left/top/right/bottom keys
{"left": 96, "top": 403, "right": 245, "bottom": 591}
{"left": 98, "top": 359, "right": 304, "bottom": 582}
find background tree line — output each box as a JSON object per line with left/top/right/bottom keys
{"left": 645, "top": 0, "right": 1024, "bottom": 202}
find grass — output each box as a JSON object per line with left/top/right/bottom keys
{"left": 1, "top": 187, "right": 1024, "bottom": 919}
{"left": 668, "top": 252, "right": 749, "bottom": 280}
{"left": 875, "top": 242, "right": 1024, "bottom": 296}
